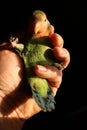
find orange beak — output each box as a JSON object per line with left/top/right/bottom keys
{"left": 34, "top": 23, "right": 40, "bottom": 34}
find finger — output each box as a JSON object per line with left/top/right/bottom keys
{"left": 0, "top": 42, "right": 11, "bottom": 50}
{"left": 34, "top": 65, "right": 62, "bottom": 80}
{"left": 34, "top": 65, "right": 63, "bottom": 95}
{"left": 53, "top": 47, "right": 70, "bottom": 69}
{"left": 50, "top": 33, "right": 64, "bottom": 47}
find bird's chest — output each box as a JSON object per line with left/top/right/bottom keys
{"left": 23, "top": 38, "right": 52, "bottom": 66}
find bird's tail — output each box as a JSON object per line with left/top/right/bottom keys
{"left": 31, "top": 84, "right": 56, "bottom": 112}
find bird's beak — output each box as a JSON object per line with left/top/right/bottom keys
{"left": 34, "top": 23, "right": 40, "bottom": 34}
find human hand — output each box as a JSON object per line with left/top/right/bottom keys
{"left": 0, "top": 26, "right": 70, "bottom": 130}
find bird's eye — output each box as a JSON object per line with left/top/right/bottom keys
{"left": 44, "top": 19, "right": 46, "bottom": 22}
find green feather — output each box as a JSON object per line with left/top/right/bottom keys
{"left": 10, "top": 35, "right": 62, "bottom": 112}
{"left": 9, "top": 10, "right": 63, "bottom": 112}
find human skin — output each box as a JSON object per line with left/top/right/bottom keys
{"left": 0, "top": 32, "right": 70, "bottom": 130}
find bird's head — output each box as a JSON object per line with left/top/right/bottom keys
{"left": 28, "top": 10, "right": 51, "bottom": 37}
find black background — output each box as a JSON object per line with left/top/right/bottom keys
{"left": 0, "top": 0, "right": 87, "bottom": 129}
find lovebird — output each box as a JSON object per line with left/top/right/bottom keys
{"left": 10, "top": 10, "right": 63, "bottom": 112}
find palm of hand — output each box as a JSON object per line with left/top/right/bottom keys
{"left": 0, "top": 50, "right": 41, "bottom": 122}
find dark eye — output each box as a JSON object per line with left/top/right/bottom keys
{"left": 44, "top": 19, "right": 46, "bottom": 22}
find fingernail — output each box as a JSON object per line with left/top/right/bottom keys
{"left": 37, "top": 65, "right": 47, "bottom": 72}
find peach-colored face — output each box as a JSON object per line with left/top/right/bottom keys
{"left": 28, "top": 11, "right": 51, "bottom": 37}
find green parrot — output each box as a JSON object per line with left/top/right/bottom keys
{"left": 10, "top": 10, "right": 63, "bottom": 112}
